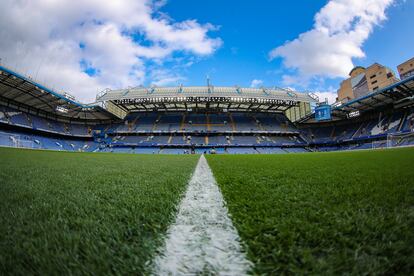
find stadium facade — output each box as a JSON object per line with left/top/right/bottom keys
{"left": 1, "top": 58, "right": 414, "bottom": 154}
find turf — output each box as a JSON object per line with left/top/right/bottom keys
{"left": 0, "top": 148, "right": 198, "bottom": 275}
{"left": 207, "top": 148, "right": 414, "bottom": 275}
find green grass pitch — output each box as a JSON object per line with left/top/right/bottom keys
{"left": 1, "top": 147, "right": 413, "bottom": 274}
{"left": 207, "top": 148, "right": 414, "bottom": 274}
{"left": 0, "top": 148, "right": 198, "bottom": 274}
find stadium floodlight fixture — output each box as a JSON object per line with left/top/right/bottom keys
{"left": 287, "top": 91, "right": 297, "bottom": 98}
{"left": 309, "top": 93, "right": 320, "bottom": 102}
{"left": 35, "top": 86, "right": 44, "bottom": 94}
{"left": 63, "top": 92, "right": 76, "bottom": 101}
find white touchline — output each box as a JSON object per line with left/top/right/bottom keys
{"left": 152, "top": 155, "right": 252, "bottom": 275}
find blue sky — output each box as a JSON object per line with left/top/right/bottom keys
{"left": 359, "top": 1, "right": 414, "bottom": 69}
{"left": 159, "top": 0, "right": 413, "bottom": 93}
{"left": 0, "top": 0, "right": 412, "bottom": 103}
{"left": 159, "top": 0, "right": 325, "bottom": 87}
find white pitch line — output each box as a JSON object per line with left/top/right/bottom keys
{"left": 152, "top": 155, "right": 252, "bottom": 275}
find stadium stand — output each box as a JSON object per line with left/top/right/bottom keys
{"left": 1, "top": 63, "right": 414, "bottom": 154}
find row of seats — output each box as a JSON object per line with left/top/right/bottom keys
{"left": 0, "top": 130, "right": 98, "bottom": 152}
{"left": 301, "top": 108, "right": 414, "bottom": 143}
{"left": 105, "top": 112, "right": 296, "bottom": 133}
{"left": 316, "top": 135, "right": 414, "bottom": 152}
{"left": 0, "top": 106, "right": 92, "bottom": 136}
{"left": 1, "top": 105, "right": 297, "bottom": 137}
{"left": 99, "top": 146, "right": 309, "bottom": 154}
{"left": 2, "top": 105, "right": 414, "bottom": 154}
{"left": 110, "top": 134, "right": 304, "bottom": 146}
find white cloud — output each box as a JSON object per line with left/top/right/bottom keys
{"left": 250, "top": 79, "right": 263, "bottom": 88}
{"left": 314, "top": 91, "right": 338, "bottom": 104}
{"left": 150, "top": 69, "right": 186, "bottom": 86}
{"left": 284, "top": 86, "right": 337, "bottom": 104}
{"left": 269, "top": 0, "right": 394, "bottom": 83}
{"left": 0, "top": 0, "right": 221, "bottom": 102}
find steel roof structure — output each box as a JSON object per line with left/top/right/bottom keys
{"left": 96, "top": 86, "right": 318, "bottom": 115}
{"left": 0, "top": 65, "right": 114, "bottom": 122}
{"left": 0, "top": 65, "right": 318, "bottom": 121}
{"left": 332, "top": 74, "right": 414, "bottom": 118}
{"left": 298, "top": 75, "right": 414, "bottom": 124}
{"left": 3, "top": 61, "right": 413, "bottom": 125}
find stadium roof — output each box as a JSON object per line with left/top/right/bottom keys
{"left": 96, "top": 86, "right": 318, "bottom": 117}
{"left": 332, "top": 74, "right": 414, "bottom": 117}
{"left": 0, "top": 64, "right": 318, "bottom": 121}
{"left": 0, "top": 65, "right": 114, "bottom": 121}
{"left": 299, "top": 74, "right": 414, "bottom": 123}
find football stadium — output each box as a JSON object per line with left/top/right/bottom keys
{"left": 1, "top": 1, "right": 414, "bottom": 275}
{"left": 1, "top": 59, "right": 414, "bottom": 274}
{"left": 1, "top": 62, "right": 414, "bottom": 154}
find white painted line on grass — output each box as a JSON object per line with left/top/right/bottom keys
{"left": 152, "top": 155, "right": 252, "bottom": 275}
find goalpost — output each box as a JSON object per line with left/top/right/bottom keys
{"left": 386, "top": 132, "right": 414, "bottom": 148}
{"left": 371, "top": 140, "right": 387, "bottom": 149}
{"left": 9, "top": 135, "right": 34, "bottom": 149}
{"left": 371, "top": 132, "right": 414, "bottom": 149}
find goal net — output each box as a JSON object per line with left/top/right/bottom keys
{"left": 371, "top": 140, "right": 387, "bottom": 149}
{"left": 9, "top": 135, "right": 35, "bottom": 149}
{"left": 386, "top": 132, "right": 414, "bottom": 148}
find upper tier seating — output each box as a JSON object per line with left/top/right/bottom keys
{"left": 301, "top": 109, "right": 414, "bottom": 144}
{"left": 107, "top": 112, "right": 298, "bottom": 134}
{"left": 0, "top": 130, "right": 97, "bottom": 152}
{"left": 0, "top": 106, "right": 90, "bottom": 136}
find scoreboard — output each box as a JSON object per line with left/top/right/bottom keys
{"left": 315, "top": 104, "right": 332, "bottom": 121}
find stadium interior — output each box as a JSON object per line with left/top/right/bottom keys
{"left": 1, "top": 61, "right": 414, "bottom": 154}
